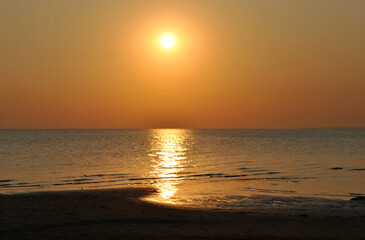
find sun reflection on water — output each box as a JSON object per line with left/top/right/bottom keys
{"left": 149, "top": 129, "right": 189, "bottom": 202}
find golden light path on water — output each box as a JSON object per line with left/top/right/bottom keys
{"left": 148, "top": 129, "right": 188, "bottom": 202}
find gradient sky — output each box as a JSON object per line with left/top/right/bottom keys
{"left": 1, "top": 0, "right": 364, "bottom": 129}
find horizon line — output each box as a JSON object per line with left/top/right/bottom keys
{"left": 1, "top": 127, "right": 365, "bottom": 130}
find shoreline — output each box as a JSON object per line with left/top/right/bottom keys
{"left": 3, "top": 186, "right": 363, "bottom": 216}
{"left": 1, "top": 187, "right": 364, "bottom": 239}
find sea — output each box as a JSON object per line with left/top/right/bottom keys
{"left": 1, "top": 129, "right": 364, "bottom": 214}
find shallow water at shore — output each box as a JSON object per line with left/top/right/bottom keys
{"left": 1, "top": 129, "right": 364, "bottom": 211}
{"left": 2, "top": 188, "right": 365, "bottom": 240}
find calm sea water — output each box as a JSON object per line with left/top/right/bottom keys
{"left": 1, "top": 129, "right": 364, "bottom": 213}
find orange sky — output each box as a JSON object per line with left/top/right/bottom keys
{"left": 0, "top": 0, "right": 364, "bottom": 129}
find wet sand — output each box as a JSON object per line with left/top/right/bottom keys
{"left": 1, "top": 188, "right": 364, "bottom": 240}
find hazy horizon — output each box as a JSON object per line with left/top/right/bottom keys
{"left": 6, "top": 126, "right": 365, "bottom": 130}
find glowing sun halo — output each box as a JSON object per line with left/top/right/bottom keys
{"left": 160, "top": 34, "right": 175, "bottom": 49}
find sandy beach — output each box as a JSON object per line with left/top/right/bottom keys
{"left": 1, "top": 188, "right": 364, "bottom": 240}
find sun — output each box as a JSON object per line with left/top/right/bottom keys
{"left": 160, "top": 34, "right": 175, "bottom": 49}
